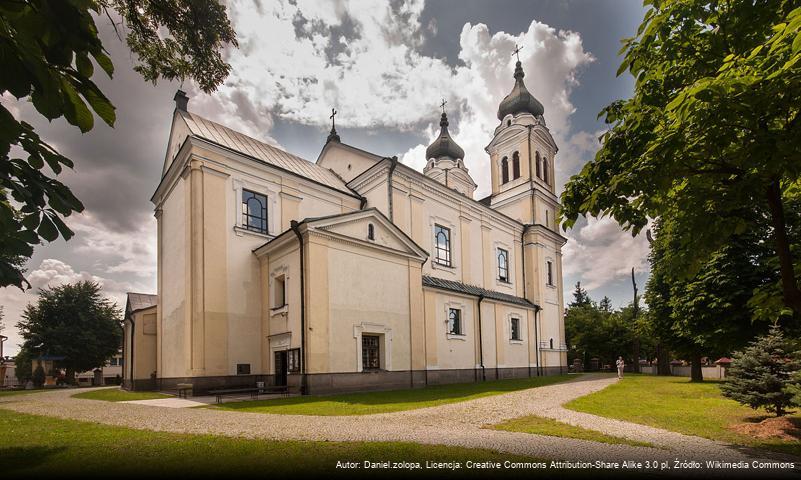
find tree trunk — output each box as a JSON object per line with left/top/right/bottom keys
{"left": 65, "top": 367, "right": 76, "bottom": 386}
{"left": 766, "top": 180, "right": 801, "bottom": 316}
{"left": 656, "top": 343, "right": 671, "bottom": 375}
{"left": 632, "top": 338, "right": 641, "bottom": 373}
{"left": 690, "top": 353, "right": 703, "bottom": 382}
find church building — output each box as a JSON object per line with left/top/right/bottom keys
{"left": 123, "top": 59, "right": 568, "bottom": 394}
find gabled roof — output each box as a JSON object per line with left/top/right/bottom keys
{"left": 422, "top": 275, "right": 538, "bottom": 309}
{"left": 254, "top": 208, "right": 428, "bottom": 262}
{"left": 177, "top": 110, "right": 353, "bottom": 195}
{"left": 125, "top": 292, "right": 157, "bottom": 315}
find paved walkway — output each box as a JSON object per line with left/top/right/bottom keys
{"left": 1, "top": 374, "right": 797, "bottom": 476}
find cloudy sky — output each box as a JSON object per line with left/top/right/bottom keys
{"left": 0, "top": 0, "right": 650, "bottom": 356}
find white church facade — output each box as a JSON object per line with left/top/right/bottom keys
{"left": 123, "top": 60, "right": 568, "bottom": 394}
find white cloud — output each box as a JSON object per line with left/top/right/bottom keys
{"left": 562, "top": 216, "right": 650, "bottom": 291}
{"left": 192, "top": 1, "right": 594, "bottom": 202}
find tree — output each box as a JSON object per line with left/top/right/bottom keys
{"left": 645, "top": 215, "right": 777, "bottom": 381}
{"left": 14, "top": 346, "right": 32, "bottom": 383}
{"left": 599, "top": 296, "right": 612, "bottom": 313}
{"left": 16, "top": 281, "right": 122, "bottom": 384}
{"left": 570, "top": 282, "right": 592, "bottom": 308}
{"left": 32, "top": 363, "right": 45, "bottom": 388}
{"left": 0, "top": 1, "right": 237, "bottom": 289}
{"left": 565, "top": 288, "right": 642, "bottom": 370}
{"left": 560, "top": 0, "right": 801, "bottom": 318}
{"left": 721, "top": 325, "right": 801, "bottom": 416}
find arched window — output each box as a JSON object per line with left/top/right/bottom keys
{"left": 549, "top": 338, "right": 554, "bottom": 349}
{"left": 367, "top": 223, "right": 374, "bottom": 240}
{"left": 242, "top": 189, "right": 268, "bottom": 234}
{"left": 501, "top": 157, "right": 509, "bottom": 184}
{"left": 542, "top": 157, "right": 549, "bottom": 184}
{"left": 535, "top": 152, "right": 542, "bottom": 179}
{"left": 506, "top": 119, "right": 511, "bottom": 127}
{"left": 512, "top": 151, "right": 520, "bottom": 180}
{"left": 434, "top": 224, "right": 451, "bottom": 266}
{"left": 497, "top": 248, "right": 509, "bottom": 282}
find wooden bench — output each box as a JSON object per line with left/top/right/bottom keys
{"left": 208, "top": 387, "right": 262, "bottom": 404}
{"left": 176, "top": 383, "right": 193, "bottom": 398}
{"left": 259, "top": 385, "right": 289, "bottom": 397}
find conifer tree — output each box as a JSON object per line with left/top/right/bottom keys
{"left": 721, "top": 325, "right": 801, "bottom": 416}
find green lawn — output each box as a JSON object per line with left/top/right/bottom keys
{"left": 491, "top": 415, "right": 654, "bottom": 448}
{"left": 72, "top": 388, "right": 171, "bottom": 402}
{"left": 0, "top": 408, "right": 542, "bottom": 477}
{"left": 214, "top": 375, "right": 573, "bottom": 416}
{"left": 566, "top": 375, "right": 801, "bottom": 457}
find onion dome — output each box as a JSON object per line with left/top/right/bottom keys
{"left": 497, "top": 61, "right": 544, "bottom": 120}
{"left": 425, "top": 112, "right": 465, "bottom": 160}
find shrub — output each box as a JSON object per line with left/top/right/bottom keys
{"left": 721, "top": 325, "right": 801, "bottom": 416}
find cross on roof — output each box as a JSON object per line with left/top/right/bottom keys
{"left": 512, "top": 44, "right": 523, "bottom": 62}
{"left": 329, "top": 108, "right": 337, "bottom": 129}
{"left": 440, "top": 99, "right": 447, "bottom": 114}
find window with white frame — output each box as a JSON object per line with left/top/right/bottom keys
{"left": 273, "top": 274, "right": 286, "bottom": 308}
{"left": 510, "top": 317, "right": 521, "bottom": 341}
{"left": 242, "top": 189, "right": 268, "bottom": 234}
{"left": 546, "top": 260, "right": 554, "bottom": 286}
{"left": 448, "top": 308, "right": 462, "bottom": 335}
{"left": 497, "top": 248, "right": 509, "bottom": 282}
{"left": 434, "top": 224, "right": 452, "bottom": 266}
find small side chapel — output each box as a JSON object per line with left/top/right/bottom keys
{"left": 123, "top": 57, "right": 568, "bottom": 394}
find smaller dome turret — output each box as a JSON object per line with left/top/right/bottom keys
{"left": 425, "top": 112, "right": 465, "bottom": 160}
{"left": 497, "top": 61, "right": 544, "bottom": 121}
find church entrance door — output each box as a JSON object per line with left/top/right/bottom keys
{"left": 274, "top": 351, "right": 287, "bottom": 386}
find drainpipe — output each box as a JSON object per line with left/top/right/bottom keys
{"left": 290, "top": 220, "right": 308, "bottom": 395}
{"left": 387, "top": 156, "right": 398, "bottom": 221}
{"left": 128, "top": 318, "right": 136, "bottom": 389}
{"left": 534, "top": 305, "right": 541, "bottom": 376}
{"left": 477, "top": 295, "right": 486, "bottom": 382}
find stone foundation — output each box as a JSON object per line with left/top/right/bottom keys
{"left": 124, "top": 365, "right": 568, "bottom": 395}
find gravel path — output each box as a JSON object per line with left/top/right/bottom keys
{"left": 1, "top": 374, "right": 797, "bottom": 476}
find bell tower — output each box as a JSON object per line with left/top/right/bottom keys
{"left": 485, "top": 59, "right": 558, "bottom": 229}
{"left": 423, "top": 103, "right": 477, "bottom": 198}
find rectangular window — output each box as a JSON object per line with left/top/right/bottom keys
{"left": 274, "top": 275, "right": 286, "bottom": 308}
{"left": 448, "top": 308, "right": 462, "bottom": 335}
{"left": 434, "top": 224, "right": 452, "bottom": 266}
{"left": 362, "top": 335, "right": 380, "bottom": 370}
{"left": 287, "top": 348, "right": 300, "bottom": 373}
{"left": 510, "top": 318, "right": 521, "bottom": 341}
{"left": 242, "top": 189, "right": 268, "bottom": 234}
{"left": 497, "top": 248, "right": 509, "bottom": 282}
{"left": 236, "top": 363, "right": 251, "bottom": 375}
{"left": 547, "top": 260, "right": 554, "bottom": 286}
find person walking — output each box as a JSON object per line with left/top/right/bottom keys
{"left": 616, "top": 356, "right": 625, "bottom": 379}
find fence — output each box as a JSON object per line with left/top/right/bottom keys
{"left": 639, "top": 364, "right": 727, "bottom": 379}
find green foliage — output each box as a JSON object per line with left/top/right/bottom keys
{"left": 0, "top": 1, "right": 237, "bottom": 289}
{"left": 720, "top": 325, "right": 801, "bottom": 416}
{"left": 644, "top": 215, "right": 779, "bottom": 369}
{"left": 32, "top": 364, "right": 45, "bottom": 387}
{"left": 13, "top": 347, "right": 33, "bottom": 382}
{"left": 564, "top": 283, "right": 650, "bottom": 368}
{"left": 16, "top": 281, "right": 122, "bottom": 378}
{"left": 560, "top": 0, "right": 801, "bottom": 316}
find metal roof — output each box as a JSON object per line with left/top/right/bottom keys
{"left": 180, "top": 111, "right": 352, "bottom": 194}
{"left": 422, "top": 275, "right": 538, "bottom": 309}
{"left": 126, "top": 292, "right": 158, "bottom": 314}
